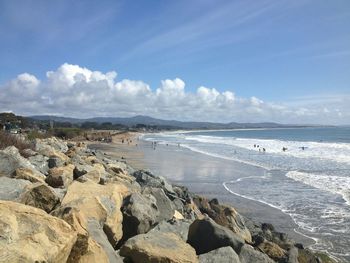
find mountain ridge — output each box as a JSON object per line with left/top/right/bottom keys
{"left": 29, "top": 115, "right": 312, "bottom": 129}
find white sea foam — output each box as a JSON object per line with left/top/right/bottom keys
{"left": 286, "top": 171, "right": 350, "bottom": 206}
{"left": 184, "top": 135, "right": 350, "bottom": 165}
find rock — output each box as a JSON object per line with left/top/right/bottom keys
{"left": 187, "top": 216, "right": 245, "bottom": 255}
{"left": 257, "top": 240, "right": 286, "bottom": 261}
{"left": 119, "top": 192, "right": 159, "bottom": 244}
{"left": 0, "top": 200, "right": 77, "bottom": 263}
{"left": 199, "top": 246, "right": 241, "bottom": 263}
{"left": 120, "top": 231, "right": 199, "bottom": 263}
{"left": 0, "top": 146, "right": 35, "bottom": 176}
{"left": 21, "top": 148, "right": 37, "bottom": 157}
{"left": 149, "top": 218, "right": 191, "bottom": 241}
{"left": 173, "top": 185, "right": 192, "bottom": 203}
{"left": 287, "top": 247, "right": 299, "bottom": 263}
{"left": 19, "top": 182, "right": 60, "bottom": 213}
{"left": 143, "top": 187, "right": 175, "bottom": 222}
{"left": 35, "top": 137, "right": 69, "bottom": 153}
{"left": 28, "top": 154, "right": 49, "bottom": 174}
{"left": 45, "top": 164, "right": 74, "bottom": 188}
{"left": 258, "top": 222, "right": 294, "bottom": 249}
{"left": 174, "top": 210, "right": 185, "bottom": 220}
{"left": 75, "top": 238, "right": 110, "bottom": 263}
{"left": 61, "top": 181, "right": 128, "bottom": 248}
{"left": 0, "top": 177, "right": 31, "bottom": 201}
{"left": 84, "top": 170, "right": 102, "bottom": 183}
{"left": 35, "top": 141, "right": 69, "bottom": 163}
{"left": 132, "top": 170, "right": 175, "bottom": 195}
{"left": 48, "top": 156, "right": 65, "bottom": 168}
{"left": 239, "top": 244, "right": 275, "bottom": 263}
{"left": 51, "top": 206, "right": 90, "bottom": 263}
{"left": 193, "top": 196, "right": 252, "bottom": 243}
{"left": 14, "top": 167, "right": 46, "bottom": 183}
{"left": 86, "top": 219, "right": 124, "bottom": 263}
{"left": 73, "top": 164, "right": 94, "bottom": 179}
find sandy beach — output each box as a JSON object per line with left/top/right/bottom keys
{"left": 89, "top": 132, "right": 314, "bottom": 247}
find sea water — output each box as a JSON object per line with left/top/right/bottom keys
{"left": 143, "top": 127, "right": 350, "bottom": 261}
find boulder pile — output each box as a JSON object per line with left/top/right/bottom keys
{"left": 0, "top": 137, "right": 335, "bottom": 263}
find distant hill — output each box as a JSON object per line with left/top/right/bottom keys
{"left": 29, "top": 115, "right": 308, "bottom": 130}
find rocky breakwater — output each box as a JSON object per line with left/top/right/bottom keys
{"left": 0, "top": 137, "right": 336, "bottom": 263}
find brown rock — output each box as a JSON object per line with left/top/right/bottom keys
{"left": 258, "top": 240, "right": 286, "bottom": 261}
{"left": 19, "top": 182, "right": 60, "bottom": 213}
{"left": 0, "top": 200, "right": 77, "bottom": 263}
{"left": 120, "top": 231, "right": 199, "bottom": 263}
{"left": 61, "top": 181, "right": 129, "bottom": 247}
{"left": 14, "top": 167, "right": 46, "bottom": 183}
{"left": 193, "top": 196, "right": 252, "bottom": 243}
{"left": 77, "top": 238, "right": 109, "bottom": 263}
{"left": 46, "top": 164, "right": 74, "bottom": 188}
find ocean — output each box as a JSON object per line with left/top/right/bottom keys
{"left": 143, "top": 127, "right": 350, "bottom": 261}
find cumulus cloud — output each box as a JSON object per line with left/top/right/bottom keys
{"left": 0, "top": 63, "right": 349, "bottom": 124}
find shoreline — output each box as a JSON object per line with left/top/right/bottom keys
{"left": 89, "top": 133, "right": 316, "bottom": 247}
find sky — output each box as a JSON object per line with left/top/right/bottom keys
{"left": 0, "top": 0, "right": 349, "bottom": 124}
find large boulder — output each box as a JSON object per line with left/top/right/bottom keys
{"left": 45, "top": 164, "right": 74, "bottom": 188}
{"left": 35, "top": 137, "right": 69, "bottom": 153}
{"left": 132, "top": 170, "right": 175, "bottom": 194}
{"left": 14, "top": 167, "right": 46, "bottom": 183}
{"left": 28, "top": 154, "right": 49, "bottom": 174}
{"left": 120, "top": 231, "right": 199, "bottom": 263}
{"left": 60, "top": 181, "right": 129, "bottom": 248}
{"left": 35, "top": 140, "right": 69, "bottom": 164}
{"left": 287, "top": 247, "right": 299, "bottom": 263}
{"left": 75, "top": 238, "right": 110, "bottom": 263}
{"left": 19, "top": 182, "right": 60, "bottom": 213}
{"left": 257, "top": 240, "right": 286, "bottom": 261}
{"left": 119, "top": 192, "right": 159, "bottom": 244}
{"left": 199, "top": 246, "right": 241, "bottom": 263}
{"left": 193, "top": 196, "right": 252, "bottom": 243}
{"left": 0, "top": 177, "right": 31, "bottom": 201}
{"left": 187, "top": 217, "right": 245, "bottom": 255}
{"left": 86, "top": 219, "right": 124, "bottom": 263}
{"left": 143, "top": 187, "right": 175, "bottom": 222}
{"left": 0, "top": 146, "right": 35, "bottom": 177}
{"left": 0, "top": 200, "right": 77, "bottom": 263}
{"left": 149, "top": 218, "right": 191, "bottom": 241}
{"left": 239, "top": 244, "right": 275, "bottom": 263}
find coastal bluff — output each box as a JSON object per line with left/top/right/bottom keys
{"left": 0, "top": 137, "right": 336, "bottom": 263}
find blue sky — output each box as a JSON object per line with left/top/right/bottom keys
{"left": 0, "top": 0, "right": 349, "bottom": 124}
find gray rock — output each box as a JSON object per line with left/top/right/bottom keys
{"left": 239, "top": 245, "right": 275, "bottom": 263}
{"left": 0, "top": 177, "right": 31, "bottom": 201}
{"left": 199, "top": 247, "right": 241, "bottom": 263}
{"left": 28, "top": 154, "right": 49, "bottom": 174}
{"left": 0, "top": 146, "right": 34, "bottom": 176}
{"left": 35, "top": 138, "right": 68, "bottom": 153}
{"left": 149, "top": 218, "right": 191, "bottom": 241}
{"left": 187, "top": 216, "right": 245, "bottom": 255}
{"left": 73, "top": 164, "right": 93, "bottom": 179}
{"left": 19, "top": 183, "right": 60, "bottom": 213}
{"left": 119, "top": 192, "right": 159, "bottom": 244}
{"left": 132, "top": 170, "right": 175, "bottom": 195}
{"left": 287, "top": 247, "right": 299, "bottom": 263}
{"left": 142, "top": 187, "right": 175, "bottom": 222}
{"left": 87, "top": 219, "right": 123, "bottom": 263}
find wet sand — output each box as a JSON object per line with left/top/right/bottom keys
{"left": 90, "top": 137, "right": 314, "bottom": 246}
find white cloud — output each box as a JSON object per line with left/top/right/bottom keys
{"left": 0, "top": 63, "right": 349, "bottom": 125}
